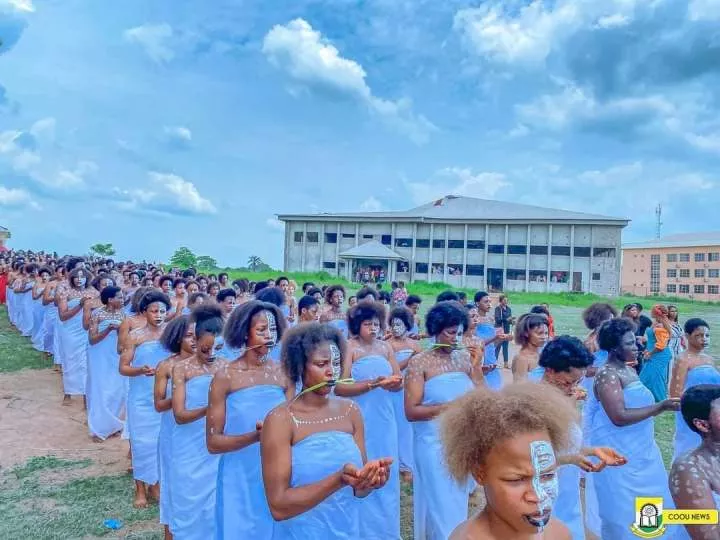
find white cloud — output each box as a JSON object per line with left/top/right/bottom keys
{"left": 54, "top": 161, "right": 97, "bottom": 189}
{"left": 404, "top": 167, "right": 510, "bottom": 205}
{"left": 124, "top": 23, "right": 175, "bottom": 63}
{"left": 262, "top": 18, "right": 436, "bottom": 144}
{"left": 114, "top": 172, "right": 216, "bottom": 216}
{"left": 5, "top": 0, "right": 34, "bottom": 12}
{"left": 454, "top": 0, "right": 640, "bottom": 67}
{"left": 29, "top": 117, "right": 55, "bottom": 143}
{"left": 688, "top": 0, "right": 720, "bottom": 21}
{"left": 359, "top": 196, "right": 384, "bottom": 212}
{"left": 265, "top": 217, "right": 285, "bottom": 232}
{"left": 0, "top": 185, "right": 39, "bottom": 209}
{"left": 164, "top": 126, "right": 191, "bottom": 142}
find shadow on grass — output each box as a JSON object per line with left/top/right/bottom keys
{"left": 0, "top": 456, "right": 161, "bottom": 539}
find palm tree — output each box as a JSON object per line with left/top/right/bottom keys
{"left": 247, "top": 255, "right": 262, "bottom": 271}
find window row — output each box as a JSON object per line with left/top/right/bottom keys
{"left": 667, "top": 268, "right": 720, "bottom": 278}
{"left": 667, "top": 284, "right": 720, "bottom": 294}
{"left": 667, "top": 252, "right": 720, "bottom": 262}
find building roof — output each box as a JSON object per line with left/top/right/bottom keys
{"left": 338, "top": 241, "right": 406, "bottom": 261}
{"left": 623, "top": 231, "right": 720, "bottom": 250}
{"left": 277, "top": 195, "right": 628, "bottom": 225}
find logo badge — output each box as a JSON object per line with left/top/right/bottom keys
{"left": 631, "top": 497, "right": 666, "bottom": 538}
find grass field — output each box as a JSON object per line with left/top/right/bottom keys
{"left": 0, "top": 300, "right": 694, "bottom": 538}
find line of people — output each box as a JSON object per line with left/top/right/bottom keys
{"left": 3, "top": 249, "right": 720, "bottom": 539}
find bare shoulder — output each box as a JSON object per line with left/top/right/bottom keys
{"left": 544, "top": 517, "right": 571, "bottom": 539}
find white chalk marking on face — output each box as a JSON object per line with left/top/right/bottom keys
{"left": 329, "top": 343, "right": 342, "bottom": 380}
{"left": 529, "top": 440, "right": 559, "bottom": 518}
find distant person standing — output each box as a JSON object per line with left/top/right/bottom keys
{"left": 494, "top": 295, "right": 515, "bottom": 369}
{"left": 622, "top": 303, "right": 652, "bottom": 371}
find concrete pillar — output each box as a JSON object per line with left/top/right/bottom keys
{"left": 443, "top": 225, "right": 449, "bottom": 283}
{"left": 546, "top": 224, "right": 553, "bottom": 292}
{"left": 503, "top": 224, "right": 509, "bottom": 291}
{"left": 410, "top": 223, "right": 417, "bottom": 283}
{"left": 484, "top": 224, "right": 490, "bottom": 290}
{"left": 428, "top": 224, "right": 434, "bottom": 283}
{"left": 525, "top": 224, "right": 531, "bottom": 292}
{"left": 462, "top": 224, "right": 469, "bottom": 288}
{"left": 301, "top": 221, "right": 308, "bottom": 271}
{"left": 570, "top": 225, "right": 575, "bottom": 291}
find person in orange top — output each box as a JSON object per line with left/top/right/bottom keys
{"left": 639, "top": 304, "right": 673, "bottom": 402}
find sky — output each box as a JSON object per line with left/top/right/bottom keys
{"left": 1, "top": 0, "right": 719, "bottom": 268}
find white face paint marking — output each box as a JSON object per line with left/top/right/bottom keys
{"left": 391, "top": 318, "right": 405, "bottom": 338}
{"left": 370, "top": 318, "right": 380, "bottom": 337}
{"left": 454, "top": 324, "right": 464, "bottom": 348}
{"left": 266, "top": 311, "right": 278, "bottom": 346}
{"left": 529, "top": 440, "right": 559, "bottom": 527}
{"left": 329, "top": 343, "right": 342, "bottom": 380}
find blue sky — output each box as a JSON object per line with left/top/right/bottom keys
{"left": 1, "top": 0, "right": 718, "bottom": 268}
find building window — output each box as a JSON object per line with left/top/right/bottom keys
{"left": 710, "top": 252, "right": 720, "bottom": 262}
{"left": 551, "top": 246, "right": 571, "bottom": 256}
{"left": 466, "top": 264, "right": 485, "bottom": 276}
{"left": 381, "top": 235, "right": 391, "bottom": 246}
{"left": 488, "top": 244, "right": 504, "bottom": 254}
{"left": 574, "top": 246, "right": 591, "bottom": 257}
{"left": 342, "top": 233, "right": 356, "bottom": 239}
{"left": 508, "top": 245, "right": 527, "bottom": 255}
{"left": 325, "top": 232, "right": 337, "bottom": 243}
{"left": 709, "top": 269, "right": 720, "bottom": 278}
{"left": 415, "top": 262, "right": 428, "bottom": 274}
{"left": 695, "top": 269, "right": 705, "bottom": 278}
{"left": 667, "top": 269, "right": 677, "bottom": 278}
{"left": 679, "top": 284, "right": 690, "bottom": 294}
{"left": 395, "top": 238, "right": 412, "bottom": 248}
{"left": 666, "top": 254, "right": 677, "bottom": 262}
{"left": 530, "top": 245, "right": 548, "bottom": 255}
{"left": 650, "top": 254, "right": 660, "bottom": 293}
{"left": 666, "top": 284, "right": 677, "bottom": 293}
{"left": 709, "top": 285, "right": 719, "bottom": 294}
{"left": 679, "top": 253, "right": 690, "bottom": 262}
{"left": 694, "top": 285, "right": 705, "bottom": 294}
{"left": 293, "top": 231, "right": 303, "bottom": 243}
{"left": 306, "top": 232, "right": 319, "bottom": 243}
{"left": 550, "top": 271, "right": 569, "bottom": 283}
{"left": 679, "top": 269, "right": 690, "bottom": 278}
{"left": 507, "top": 269, "right": 526, "bottom": 281}
{"left": 322, "top": 261, "right": 336, "bottom": 269}
{"left": 447, "top": 264, "right": 464, "bottom": 276}
{"left": 529, "top": 270, "right": 547, "bottom": 282}
{"left": 448, "top": 240, "right": 465, "bottom": 249}
{"left": 592, "top": 272, "right": 601, "bottom": 281}
{"left": 362, "top": 234, "right": 373, "bottom": 240}
{"left": 695, "top": 253, "right": 706, "bottom": 262}
{"left": 593, "top": 247, "right": 616, "bottom": 258}
{"left": 396, "top": 261, "right": 409, "bottom": 273}
{"left": 467, "top": 240, "right": 486, "bottom": 250}
{"left": 432, "top": 239, "right": 446, "bottom": 249}
{"left": 416, "top": 239, "right": 430, "bottom": 248}
{"left": 431, "top": 263, "right": 445, "bottom": 275}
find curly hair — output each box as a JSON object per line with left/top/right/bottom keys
{"left": 224, "top": 300, "right": 286, "bottom": 349}
{"left": 441, "top": 382, "right": 576, "bottom": 481}
{"left": 347, "top": 302, "right": 387, "bottom": 336}
{"left": 68, "top": 267, "right": 91, "bottom": 289}
{"left": 138, "top": 290, "right": 171, "bottom": 313}
{"left": 425, "top": 301, "right": 469, "bottom": 337}
{"left": 160, "top": 315, "right": 191, "bottom": 353}
{"left": 100, "top": 286, "right": 122, "bottom": 305}
{"left": 514, "top": 313, "right": 548, "bottom": 347}
{"left": 436, "top": 290, "right": 460, "bottom": 303}
{"left": 356, "top": 286, "right": 379, "bottom": 302}
{"left": 597, "top": 317, "right": 636, "bottom": 352}
{"left": 129, "top": 286, "right": 153, "bottom": 314}
{"left": 582, "top": 303, "right": 618, "bottom": 331}
{"left": 191, "top": 303, "right": 224, "bottom": 337}
{"left": 539, "top": 336, "right": 594, "bottom": 372}
{"left": 255, "top": 286, "right": 285, "bottom": 307}
{"left": 388, "top": 306, "right": 414, "bottom": 332}
{"left": 324, "top": 284, "right": 345, "bottom": 304}
{"left": 281, "top": 322, "right": 345, "bottom": 384}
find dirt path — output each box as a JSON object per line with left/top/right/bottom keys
{"left": 0, "top": 368, "right": 127, "bottom": 474}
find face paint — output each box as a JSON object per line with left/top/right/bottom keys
{"left": 528, "top": 440, "right": 559, "bottom": 529}
{"left": 391, "top": 318, "right": 405, "bottom": 338}
{"left": 77, "top": 277, "right": 87, "bottom": 287}
{"left": 209, "top": 335, "right": 223, "bottom": 361}
{"left": 370, "top": 318, "right": 380, "bottom": 337}
{"left": 266, "top": 311, "right": 278, "bottom": 346}
{"left": 329, "top": 343, "right": 342, "bottom": 380}
{"left": 454, "top": 324, "right": 464, "bottom": 348}
{"left": 335, "top": 293, "right": 344, "bottom": 306}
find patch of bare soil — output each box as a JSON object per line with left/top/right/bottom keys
{"left": 0, "top": 368, "right": 128, "bottom": 474}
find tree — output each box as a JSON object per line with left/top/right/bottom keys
{"left": 90, "top": 243, "right": 116, "bottom": 257}
{"left": 170, "top": 247, "right": 197, "bottom": 269}
{"left": 196, "top": 255, "right": 218, "bottom": 269}
{"left": 247, "top": 255, "right": 263, "bottom": 271}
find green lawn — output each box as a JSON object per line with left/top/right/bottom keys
{"left": 0, "top": 305, "right": 53, "bottom": 372}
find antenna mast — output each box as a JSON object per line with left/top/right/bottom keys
{"left": 655, "top": 203, "right": 663, "bottom": 239}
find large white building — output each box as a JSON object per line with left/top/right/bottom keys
{"left": 277, "top": 195, "right": 629, "bottom": 294}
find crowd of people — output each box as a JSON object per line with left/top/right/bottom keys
{"left": 2, "top": 249, "right": 720, "bottom": 540}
